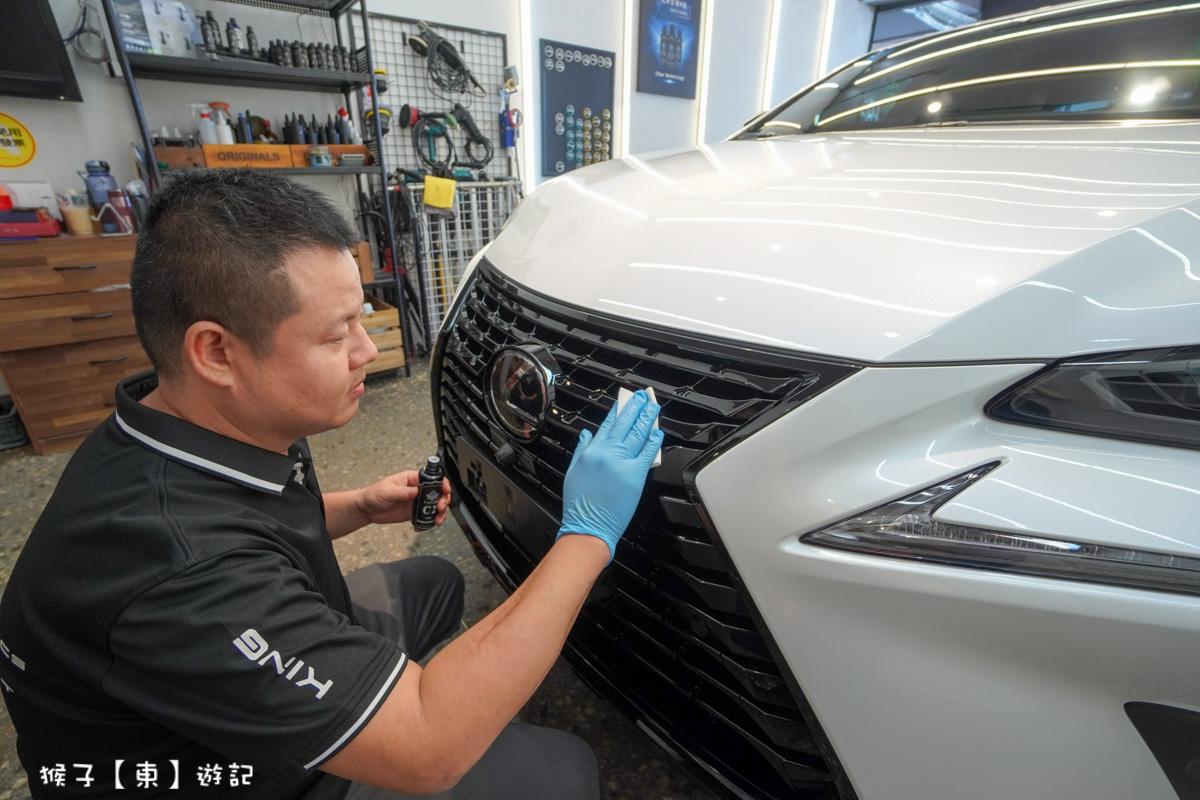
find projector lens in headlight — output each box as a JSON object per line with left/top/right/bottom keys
{"left": 802, "top": 463, "right": 1200, "bottom": 597}
{"left": 987, "top": 346, "right": 1200, "bottom": 450}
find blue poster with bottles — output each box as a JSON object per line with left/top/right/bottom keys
{"left": 636, "top": 0, "right": 700, "bottom": 99}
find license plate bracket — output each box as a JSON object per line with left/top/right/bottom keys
{"left": 455, "top": 435, "right": 561, "bottom": 561}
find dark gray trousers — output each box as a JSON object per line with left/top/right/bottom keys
{"left": 343, "top": 558, "right": 600, "bottom": 800}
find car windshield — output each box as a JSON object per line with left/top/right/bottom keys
{"left": 745, "top": 0, "right": 1200, "bottom": 135}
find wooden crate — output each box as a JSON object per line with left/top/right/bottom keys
{"left": 290, "top": 144, "right": 371, "bottom": 167}
{"left": 154, "top": 145, "right": 206, "bottom": 169}
{"left": 201, "top": 144, "right": 293, "bottom": 168}
{"left": 362, "top": 292, "right": 403, "bottom": 375}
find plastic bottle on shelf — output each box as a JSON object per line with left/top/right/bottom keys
{"left": 227, "top": 19, "right": 245, "bottom": 53}
{"left": 209, "top": 102, "right": 236, "bottom": 144}
{"left": 236, "top": 112, "right": 253, "bottom": 144}
{"left": 196, "top": 111, "right": 218, "bottom": 145}
{"left": 343, "top": 109, "right": 362, "bottom": 145}
{"left": 206, "top": 11, "right": 223, "bottom": 49}
{"left": 199, "top": 16, "right": 217, "bottom": 55}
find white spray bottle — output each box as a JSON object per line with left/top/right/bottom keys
{"left": 208, "top": 102, "right": 236, "bottom": 145}
{"left": 192, "top": 104, "right": 219, "bottom": 145}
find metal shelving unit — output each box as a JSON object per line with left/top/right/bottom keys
{"left": 162, "top": 165, "right": 380, "bottom": 176}
{"left": 123, "top": 52, "right": 371, "bottom": 93}
{"left": 99, "top": 0, "right": 412, "bottom": 376}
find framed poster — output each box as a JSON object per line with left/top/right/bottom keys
{"left": 539, "top": 39, "right": 617, "bottom": 177}
{"left": 636, "top": 0, "right": 701, "bottom": 99}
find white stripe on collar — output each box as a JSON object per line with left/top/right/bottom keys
{"left": 114, "top": 412, "right": 287, "bottom": 495}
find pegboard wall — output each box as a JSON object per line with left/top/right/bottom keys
{"left": 349, "top": 14, "right": 516, "bottom": 178}
{"left": 539, "top": 38, "right": 617, "bottom": 177}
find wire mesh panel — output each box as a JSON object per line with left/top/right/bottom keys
{"left": 350, "top": 14, "right": 515, "bottom": 178}
{"left": 408, "top": 180, "right": 522, "bottom": 337}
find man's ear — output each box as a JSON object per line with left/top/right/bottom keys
{"left": 183, "top": 321, "right": 239, "bottom": 388}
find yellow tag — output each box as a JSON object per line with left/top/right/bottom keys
{"left": 0, "top": 113, "right": 36, "bottom": 169}
{"left": 423, "top": 175, "right": 456, "bottom": 209}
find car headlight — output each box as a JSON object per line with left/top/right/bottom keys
{"left": 801, "top": 464, "right": 1200, "bottom": 597}
{"left": 987, "top": 346, "right": 1200, "bottom": 451}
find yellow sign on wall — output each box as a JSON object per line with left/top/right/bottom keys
{"left": 0, "top": 113, "right": 36, "bottom": 169}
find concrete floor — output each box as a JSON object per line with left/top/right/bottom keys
{"left": 0, "top": 361, "right": 718, "bottom": 800}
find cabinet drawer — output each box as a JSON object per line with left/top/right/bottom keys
{"left": 0, "top": 336, "right": 151, "bottom": 440}
{"left": 0, "top": 289, "right": 136, "bottom": 350}
{"left": 0, "top": 235, "right": 136, "bottom": 271}
{"left": 0, "top": 258, "right": 133, "bottom": 300}
{"left": 34, "top": 430, "right": 93, "bottom": 456}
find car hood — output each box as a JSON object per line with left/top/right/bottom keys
{"left": 484, "top": 122, "right": 1200, "bottom": 363}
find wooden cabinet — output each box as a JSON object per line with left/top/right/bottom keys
{"left": 0, "top": 236, "right": 150, "bottom": 455}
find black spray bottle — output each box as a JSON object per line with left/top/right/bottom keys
{"left": 411, "top": 457, "right": 444, "bottom": 531}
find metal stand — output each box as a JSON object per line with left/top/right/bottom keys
{"left": 98, "top": 0, "right": 412, "bottom": 377}
{"left": 100, "top": 0, "right": 161, "bottom": 191}
{"left": 356, "top": 0, "right": 412, "bottom": 375}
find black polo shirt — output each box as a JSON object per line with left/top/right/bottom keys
{"left": 0, "top": 372, "right": 408, "bottom": 798}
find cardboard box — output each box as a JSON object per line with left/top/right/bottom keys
{"left": 201, "top": 144, "right": 293, "bottom": 169}
{"left": 289, "top": 144, "right": 371, "bottom": 168}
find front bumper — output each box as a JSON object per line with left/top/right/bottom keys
{"left": 432, "top": 261, "right": 859, "bottom": 800}
{"left": 432, "top": 261, "right": 1200, "bottom": 800}
{"left": 697, "top": 361, "right": 1200, "bottom": 800}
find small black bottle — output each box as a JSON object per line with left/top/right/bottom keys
{"left": 205, "top": 12, "right": 222, "bottom": 49}
{"left": 411, "top": 457, "right": 444, "bottom": 532}
{"left": 199, "top": 16, "right": 217, "bottom": 54}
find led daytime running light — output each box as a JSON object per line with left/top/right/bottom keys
{"left": 802, "top": 464, "right": 1200, "bottom": 597}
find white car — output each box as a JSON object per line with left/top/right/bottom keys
{"left": 432, "top": 2, "right": 1200, "bottom": 798}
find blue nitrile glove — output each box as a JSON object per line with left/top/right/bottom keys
{"left": 557, "top": 390, "right": 665, "bottom": 562}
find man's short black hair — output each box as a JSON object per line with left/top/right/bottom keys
{"left": 131, "top": 169, "right": 360, "bottom": 379}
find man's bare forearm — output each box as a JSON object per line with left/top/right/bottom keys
{"left": 416, "top": 534, "right": 609, "bottom": 761}
{"left": 323, "top": 489, "right": 367, "bottom": 538}
{"left": 321, "top": 533, "right": 610, "bottom": 791}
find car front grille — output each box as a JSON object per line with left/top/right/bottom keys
{"left": 433, "top": 260, "right": 860, "bottom": 800}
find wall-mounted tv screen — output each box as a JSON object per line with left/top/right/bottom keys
{"left": 0, "top": 0, "right": 84, "bottom": 102}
